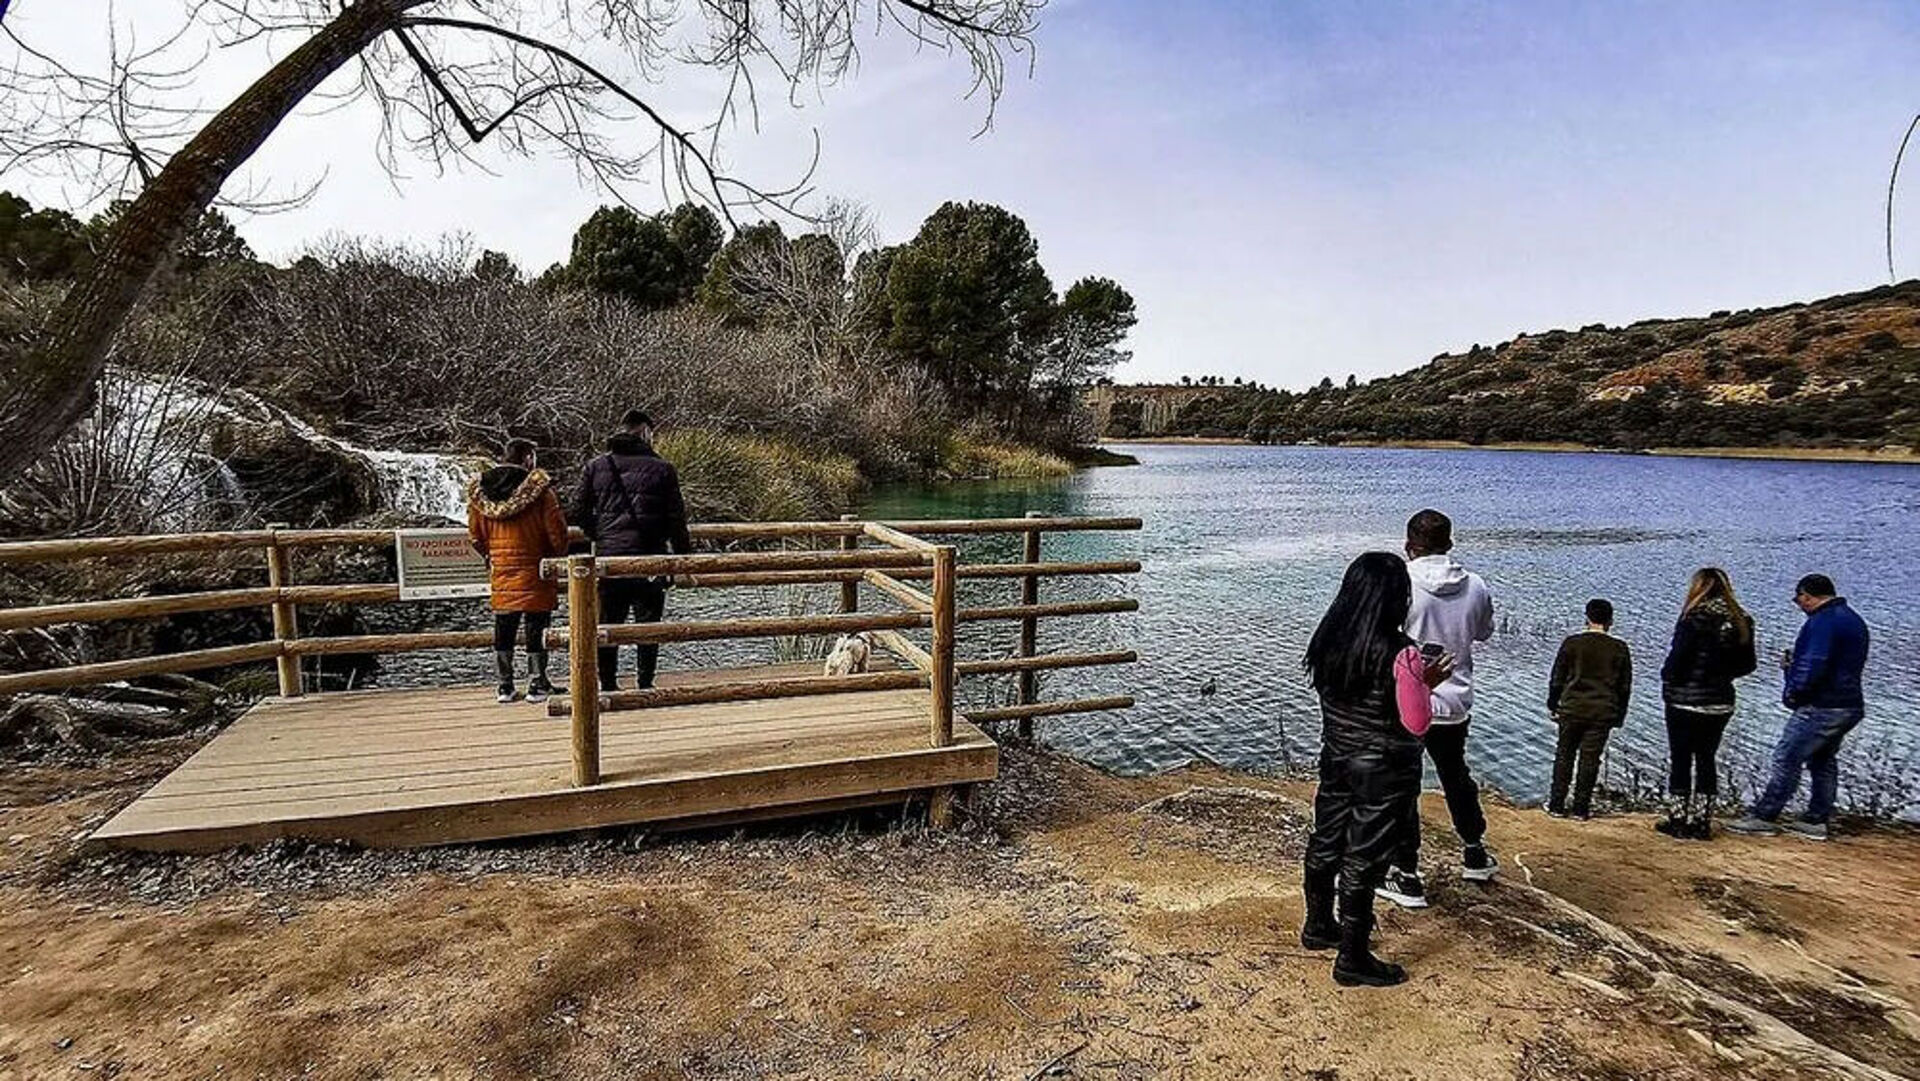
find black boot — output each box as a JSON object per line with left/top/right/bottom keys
{"left": 1300, "top": 871, "right": 1340, "bottom": 950}
{"left": 493, "top": 650, "right": 517, "bottom": 704}
{"left": 1654, "top": 794, "right": 1691, "bottom": 838}
{"left": 1687, "top": 796, "right": 1714, "bottom": 840}
{"left": 1333, "top": 888, "right": 1407, "bottom": 988}
{"left": 525, "top": 652, "right": 554, "bottom": 703}
{"left": 597, "top": 646, "right": 620, "bottom": 693}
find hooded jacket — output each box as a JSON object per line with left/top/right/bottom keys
{"left": 1783, "top": 597, "right": 1869, "bottom": 710}
{"left": 569, "top": 432, "right": 693, "bottom": 558}
{"left": 1405, "top": 554, "right": 1495, "bottom": 724}
{"left": 466, "top": 465, "right": 569, "bottom": 613}
{"left": 1660, "top": 598, "right": 1757, "bottom": 710}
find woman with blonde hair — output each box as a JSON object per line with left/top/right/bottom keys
{"left": 1657, "top": 567, "right": 1758, "bottom": 838}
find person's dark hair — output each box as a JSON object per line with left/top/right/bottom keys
{"left": 621, "top": 408, "right": 654, "bottom": 431}
{"left": 1796, "top": 573, "right": 1836, "bottom": 599}
{"left": 1585, "top": 598, "right": 1614, "bottom": 627}
{"left": 502, "top": 438, "right": 536, "bottom": 466}
{"left": 1304, "top": 551, "right": 1414, "bottom": 700}
{"left": 1406, "top": 509, "right": 1453, "bottom": 555}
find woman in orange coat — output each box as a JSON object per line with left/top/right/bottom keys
{"left": 467, "top": 438, "right": 570, "bottom": 703}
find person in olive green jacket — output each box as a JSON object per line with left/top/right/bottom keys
{"left": 1545, "top": 598, "right": 1634, "bottom": 819}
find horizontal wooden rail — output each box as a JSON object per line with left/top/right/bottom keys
{"left": 0, "top": 641, "right": 284, "bottom": 695}
{"left": 278, "top": 584, "right": 405, "bottom": 605}
{"left": 882, "top": 517, "right": 1142, "bottom": 535}
{"left": 862, "top": 570, "right": 933, "bottom": 613}
{"left": 680, "top": 517, "right": 1142, "bottom": 540}
{"left": 870, "top": 630, "right": 933, "bottom": 674}
{"left": 956, "top": 650, "right": 1138, "bottom": 676}
{"left": 285, "top": 631, "right": 495, "bottom": 656}
{"left": 965, "top": 696, "right": 1136, "bottom": 724}
{"left": 958, "top": 598, "right": 1139, "bottom": 623}
{"left": 598, "top": 610, "right": 927, "bottom": 646}
{"left": 932, "top": 560, "right": 1142, "bottom": 580}
{"left": 549, "top": 669, "right": 929, "bottom": 716}
{"left": 674, "top": 560, "right": 1141, "bottom": 590}
{"left": 862, "top": 521, "right": 939, "bottom": 553}
{"left": 0, "top": 530, "right": 280, "bottom": 565}
{"left": 552, "top": 548, "right": 931, "bottom": 580}
{"left": 0, "top": 517, "right": 1141, "bottom": 567}
{"left": 0, "top": 587, "right": 283, "bottom": 631}
{"left": 0, "top": 583, "right": 416, "bottom": 632}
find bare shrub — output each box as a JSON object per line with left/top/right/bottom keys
{"left": 227, "top": 236, "right": 958, "bottom": 479}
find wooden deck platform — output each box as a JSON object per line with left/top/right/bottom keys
{"left": 93, "top": 663, "right": 999, "bottom": 852}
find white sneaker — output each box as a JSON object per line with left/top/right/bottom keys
{"left": 1461, "top": 843, "right": 1499, "bottom": 882}
{"left": 1375, "top": 867, "right": 1429, "bottom": 909}
{"left": 495, "top": 687, "right": 516, "bottom": 704}
{"left": 1781, "top": 819, "right": 1829, "bottom": 842}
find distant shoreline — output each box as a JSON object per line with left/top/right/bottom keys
{"left": 1107, "top": 437, "right": 1920, "bottom": 466}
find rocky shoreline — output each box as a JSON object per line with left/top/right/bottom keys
{"left": 2, "top": 737, "right": 1916, "bottom": 1078}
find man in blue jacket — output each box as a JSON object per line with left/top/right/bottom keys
{"left": 1727, "top": 574, "right": 1870, "bottom": 841}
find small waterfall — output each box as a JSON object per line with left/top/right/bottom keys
{"left": 355, "top": 447, "right": 475, "bottom": 523}
{"left": 228, "top": 389, "right": 477, "bottom": 523}
{"left": 85, "top": 369, "right": 241, "bottom": 531}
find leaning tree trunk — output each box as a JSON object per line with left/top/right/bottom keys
{"left": 0, "top": 0, "right": 427, "bottom": 478}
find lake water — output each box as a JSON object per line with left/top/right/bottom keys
{"left": 863, "top": 444, "right": 1920, "bottom": 818}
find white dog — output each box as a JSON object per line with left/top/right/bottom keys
{"left": 824, "top": 632, "right": 874, "bottom": 676}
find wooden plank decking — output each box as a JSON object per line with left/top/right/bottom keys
{"left": 93, "top": 663, "right": 998, "bottom": 852}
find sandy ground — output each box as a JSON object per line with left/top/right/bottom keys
{"left": 2, "top": 739, "right": 1917, "bottom": 1080}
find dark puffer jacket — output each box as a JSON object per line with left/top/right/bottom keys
{"left": 1660, "top": 600, "right": 1757, "bottom": 710}
{"left": 569, "top": 432, "right": 693, "bottom": 557}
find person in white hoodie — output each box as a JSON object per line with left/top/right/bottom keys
{"left": 1377, "top": 509, "right": 1499, "bottom": 909}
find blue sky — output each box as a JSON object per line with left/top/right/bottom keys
{"left": 10, "top": 1, "right": 1920, "bottom": 386}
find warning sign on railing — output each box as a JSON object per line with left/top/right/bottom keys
{"left": 395, "top": 529, "right": 490, "bottom": 601}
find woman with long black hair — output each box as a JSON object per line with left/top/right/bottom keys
{"left": 1658, "top": 567, "right": 1758, "bottom": 839}
{"left": 1300, "top": 551, "right": 1451, "bottom": 987}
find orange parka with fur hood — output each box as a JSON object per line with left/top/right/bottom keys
{"left": 466, "top": 465, "right": 569, "bottom": 612}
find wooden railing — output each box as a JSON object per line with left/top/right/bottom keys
{"left": 0, "top": 516, "right": 1144, "bottom": 794}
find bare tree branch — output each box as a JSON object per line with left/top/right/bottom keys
{"left": 1890, "top": 112, "right": 1919, "bottom": 285}
{"left": 0, "top": 0, "right": 1045, "bottom": 480}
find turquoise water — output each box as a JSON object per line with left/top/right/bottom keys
{"left": 863, "top": 444, "right": 1920, "bottom": 816}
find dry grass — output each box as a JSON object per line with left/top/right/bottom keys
{"left": 941, "top": 434, "right": 1074, "bottom": 479}
{"left": 654, "top": 429, "right": 864, "bottom": 522}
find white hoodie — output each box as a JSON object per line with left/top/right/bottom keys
{"left": 1406, "top": 554, "right": 1496, "bottom": 724}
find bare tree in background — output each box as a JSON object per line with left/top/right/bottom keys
{"left": 0, "top": 0, "right": 1042, "bottom": 480}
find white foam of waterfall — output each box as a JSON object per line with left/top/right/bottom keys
{"left": 226, "top": 388, "right": 476, "bottom": 522}
{"left": 355, "top": 446, "right": 474, "bottom": 522}
{"left": 89, "top": 370, "right": 241, "bottom": 530}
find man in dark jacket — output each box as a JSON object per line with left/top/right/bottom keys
{"left": 570, "top": 409, "right": 694, "bottom": 691}
{"left": 1545, "top": 598, "right": 1633, "bottom": 819}
{"left": 1727, "top": 574, "right": 1870, "bottom": 840}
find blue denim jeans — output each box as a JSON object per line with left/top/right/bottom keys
{"left": 1751, "top": 706, "right": 1864, "bottom": 823}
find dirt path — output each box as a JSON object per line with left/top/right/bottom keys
{"left": 1, "top": 740, "right": 1916, "bottom": 1079}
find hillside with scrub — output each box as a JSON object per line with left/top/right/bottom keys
{"left": 0, "top": 191, "right": 1136, "bottom": 539}
{"left": 1097, "top": 280, "right": 1920, "bottom": 452}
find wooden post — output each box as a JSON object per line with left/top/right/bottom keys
{"left": 1017, "top": 511, "right": 1043, "bottom": 740}
{"left": 928, "top": 543, "right": 957, "bottom": 829}
{"left": 930, "top": 545, "right": 956, "bottom": 748}
{"left": 838, "top": 514, "right": 859, "bottom": 614}
{"left": 265, "top": 525, "right": 301, "bottom": 698}
{"left": 567, "top": 554, "right": 601, "bottom": 787}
